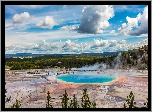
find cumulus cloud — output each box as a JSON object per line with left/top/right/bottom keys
{"left": 92, "top": 39, "right": 108, "bottom": 48}
{"left": 60, "top": 26, "right": 69, "bottom": 30}
{"left": 129, "top": 6, "right": 148, "bottom": 36}
{"left": 36, "top": 16, "right": 57, "bottom": 28}
{"left": 118, "top": 6, "right": 148, "bottom": 36}
{"left": 78, "top": 5, "right": 114, "bottom": 34}
{"left": 5, "top": 38, "right": 148, "bottom": 54}
{"left": 62, "top": 39, "right": 79, "bottom": 51}
{"left": 90, "top": 39, "right": 119, "bottom": 52}
{"left": 118, "top": 17, "right": 138, "bottom": 36}
{"left": 60, "top": 25, "right": 77, "bottom": 31}
{"left": 63, "top": 39, "right": 74, "bottom": 47}
{"left": 12, "top": 12, "right": 30, "bottom": 24}
{"left": 119, "top": 40, "right": 126, "bottom": 44}
{"left": 109, "top": 40, "right": 117, "bottom": 47}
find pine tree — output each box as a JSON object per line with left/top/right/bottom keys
{"left": 81, "top": 88, "right": 96, "bottom": 108}
{"left": 11, "top": 99, "right": 21, "bottom": 108}
{"left": 61, "top": 89, "right": 69, "bottom": 108}
{"left": 124, "top": 91, "right": 137, "bottom": 108}
{"left": 68, "top": 94, "right": 79, "bottom": 108}
{"left": 46, "top": 91, "right": 53, "bottom": 108}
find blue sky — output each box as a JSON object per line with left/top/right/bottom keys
{"left": 5, "top": 5, "right": 148, "bottom": 54}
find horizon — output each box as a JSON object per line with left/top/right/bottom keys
{"left": 5, "top": 51, "right": 123, "bottom": 55}
{"left": 5, "top": 5, "right": 148, "bottom": 54}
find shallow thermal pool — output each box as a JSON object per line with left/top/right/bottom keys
{"left": 56, "top": 72, "right": 116, "bottom": 84}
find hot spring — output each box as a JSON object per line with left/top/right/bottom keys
{"left": 56, "top": 72, "right": 116, "bottom": 84}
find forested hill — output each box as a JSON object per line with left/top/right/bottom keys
{"left": 5, "top": 45, "right": 148, "bottom": 70}
{"left": 120, "top": 45, "right": 148, "bottom": 70}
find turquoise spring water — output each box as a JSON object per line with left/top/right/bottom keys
{"left": 56, "top": 72, "right": 116, "bottom": 84}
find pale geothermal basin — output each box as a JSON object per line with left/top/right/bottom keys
{"left": 5, "top": 69, "right": 148, "bottom": 108}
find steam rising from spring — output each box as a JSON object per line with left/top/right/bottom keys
{"left": 112, "top": 52, "right": 122, "bottom": 70}
{"left": 72, "top": 52, "right": 122, "bottom": 71}
{"left": 71, "top": 63, "right": 101, "bottom": 70}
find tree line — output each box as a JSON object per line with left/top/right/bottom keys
{"left": 5, "top": 56, "right": 116, "bottom": 70}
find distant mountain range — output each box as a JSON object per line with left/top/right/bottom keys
{"left": 5, "top": 51, "right": 124, "bottom": 58}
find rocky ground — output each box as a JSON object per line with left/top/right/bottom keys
{"left": 5, "top": 69, "right": 148, "bottom": 108}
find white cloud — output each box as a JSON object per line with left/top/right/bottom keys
{"left": 126, "top": 16, "right": 138, "bottom": 26}
{"left": 5, "top": 30, "right": 92, "bottom": 46}
{"left": 62, "top": 39, "right": 80, "bottom": 51}
{"left": 19, "top": 5, "right": 46, "bottom": 9}
{"left": 119, "top": 40, "right": 126, "bottom": 44}
{"left": 113, "top": 5, "right": 144, "bottom": 13}
{"left": 110, "top": 30, "right": 115, "bottom": 34}
{"left": 5, "top": 22, "right": 15, "bottom": 31}
{"left": 118, "top": 16, "right": 138, "bottom": 36}
{"left": 5, "top": 27, "right": 14, "bottom": 31}
{"left": 120, "top": 5, "right": 127, "bottom": 10}
{"left": 60, "top": 25, "right": 77, "bottom": 31}
{"left": 109, "top": 40, "right": 117, "bottom": 47}
{"left": 12, "top": 12, "right": 30, "bottom": 24}
{"left": 63, "top": 5, "right": 66, "bottom": 9}
{"left": 36, "top": 16, "right": 57, "bottom": 28}
{"left": 92, "top": 39, "right": 109, "bottom": 48}
{"left": 129, "top": 6, "right": 148, "bottom": 36}
{"left": 118, "top": 6, "right": 148, "bottom": 36}
{"left": 5, "top": 38, "right": 148, "bottom": 54}
{"left": 137, "top": 33, "right": 148, "bottom": 37}
{"left": 30, "top": 5, "right": 45, "bottom": 8}
{"left": 60, "top": 26, "right": 69, "bottom": 30}
{"left": 78, "top": 5, "right": 114, "bottom": 34}
{"left": 114, "top": 5, "right": 128, "bottom": 12}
